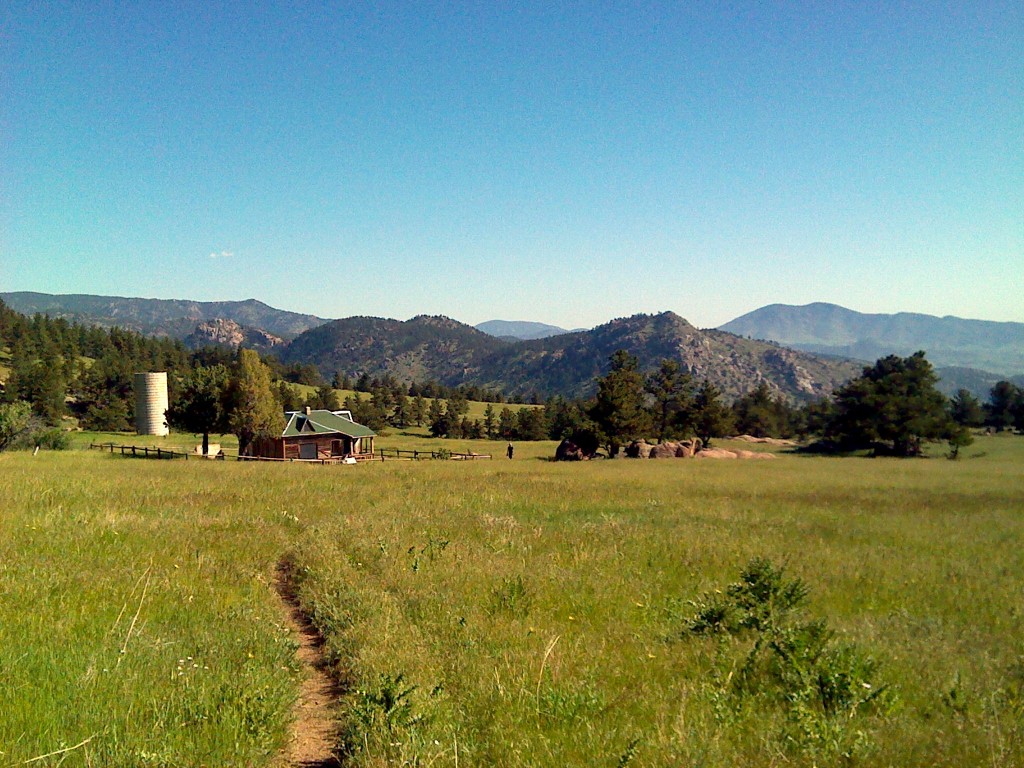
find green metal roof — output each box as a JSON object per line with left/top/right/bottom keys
{"left": 282, "top": 410, "right": 376, "bottom": 439}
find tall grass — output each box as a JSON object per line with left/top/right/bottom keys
{"left": 1, "top": 435, "right": 1022, "bottom": 766}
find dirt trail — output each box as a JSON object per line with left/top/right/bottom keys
{"left": 274, "top": 560, "right": 344, "bottom": 767}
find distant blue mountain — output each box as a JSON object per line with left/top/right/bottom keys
{"left": 475, "top": 319, "right": 581, "bottom": 340}
{"left": 720, "top": 302, "right": 1024, "bottom": 376}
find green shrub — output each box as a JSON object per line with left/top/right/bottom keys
{"left": 30, "top": 427, "right": 71, "bottom": 451}
{"left": 685, "top": 558, "right": 895, "bottom": 759}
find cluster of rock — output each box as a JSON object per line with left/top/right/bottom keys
{"left": 732, "top": 434, "right": 797, "bottom": 446}
{"left": 555, "top": 439, "right": 589, "bottom": 461}
{"left": 185, "top": 318, "right": 284, "bottom": 351}
{"left": 553, "top": 437, "right": 778, "bottom": 461}
{"left": 692, "top": 447, "right": 776, "bottom": 460}
{"left": 625, "top": 439, "right": 703, "bottom": 458}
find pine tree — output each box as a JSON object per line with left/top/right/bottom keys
{"left": 949, "top": 389, "right": 985, "bottom": 428}
{"left": 985, "top": 381, "right": 1021, "bottom": 432}
{"left": 392, "top": 393, "right": 410, "bottom": 428}
{"left": 692, "top": 381, "right": 734, "bottom": 446}
{"left": 826, "top": 352, "right": 954, "bottom": 456}
{"left": 589, "top": 350, "right": 650, "bottom": 456}
{"left": 410, "top": 394, "right": 427, "bottom": 426}
{"left": 482, "top": 403, "right": 497, "bottom": 439}
{"left": 645, "top": 359, "right": 694, "bottom": 442}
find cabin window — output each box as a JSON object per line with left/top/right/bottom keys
{"left": 331, "top": 440, "right": 344, "bottom": 456}
{"left": 299, "top": 442, "right": 317, "bottom": 460}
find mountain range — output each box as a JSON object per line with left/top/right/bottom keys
{"left": 281, "top": 311, "right": 859, "bottom": 401}
{"left": 720, "top": 302, "right": 1024, "bottom": 376}
{"left": 3, "top": 292, "right": 1021, "bottom": 400}
{"left": 474, "top": 320, "right": 579, "bottom": 340}
{"left": 0, "top": 292, "right": 328, "bottom": 340}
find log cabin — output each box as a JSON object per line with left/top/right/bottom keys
{"left": 252, "top": 407, "right": 376, "bottom": 461}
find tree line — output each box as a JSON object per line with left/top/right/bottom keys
{"left": 569, "top": 349, "right": 1023, "bottom": 458}
{"left": 0, "top": 299, "right": 529, "bottom": 452}
{"left": 2, "top": 298, "right": 1022, "bottom": 458}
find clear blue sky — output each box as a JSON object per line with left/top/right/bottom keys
{"left": 2, "top": 1, "right": 1021, "bottom": 328}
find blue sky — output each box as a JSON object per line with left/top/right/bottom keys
{"left": 2, "top": 1, "right": 1021, "bottom": 328}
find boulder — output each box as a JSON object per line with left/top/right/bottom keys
{"left": 676, "top": 438, "right": 702, "bottom": 457}
{"left": 694, "top": 447, "right": 777, "bottom": 460}
{"left": 625, "top": 440, "right": 654, "bottom": 459}
{"left": 694, "top": 448, "right": 738, "bottom": 459}
{"left": 648, "top": 441, "right": 681, "bottom": 458}
{"left": 555, "top": 439, "right": 585, "bottom": 461}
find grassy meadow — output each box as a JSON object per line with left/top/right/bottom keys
{"left": 1, "top": 434, "right": 1022, "bottom": 766}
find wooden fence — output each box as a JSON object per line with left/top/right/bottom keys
{"left": 91, "top": 443, "right": 491, "bottom": 464}
{"left": 375, "top": 448, "right": 492, "bottom": 461}
{"left": 88, "top": 442, "right": 213, "bottom": 460}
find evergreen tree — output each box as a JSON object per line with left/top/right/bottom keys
{"left": 645, "top": 359, "right": 694, "bottom": 442}
{"left": 82, "top": 394, "right": 131, "bottom": 432}
{"left": 515, "top": 407, "right": 549, "bottom": 441}
{"left": 410, "top": 394, "right": 427, "bottom": 426}
{"left": 428, "top": 397, "right": 450, "bottom": 437}
{"left": 276, "top": 381, "right": 303, "bottom": 412}
{"left": 365, "top": 390, "right": 390, "bottom": 431}
{"left": 692, "top": 380, "right": 735, "bottom": 446}
{"left": 795, "top": 398, "right": 836, "bottom": 439}
{"left": 313, "top": 384, "right": 342, "bottom": 411}
{"left": 949, "top": 388, "right": 985, "bottom": 428}
{"left": 392, "top": 392, "right": 410, "bottom": 428}
{"left": 732, "top": 382, "right": 796, "bottom": 438}
{"left": 482, "top": 402, "right": 497, "bottom": 439}
{"left": 589, "top": 350, "right": 650, "bottom": 456}
{"left": 497, "top": 407, "right": 517, "bottom": 439}
{"left": 446, "top": 391, "right": 469, "bottom": 420}
{"left": 985, "top": 381, "right": 1021, "bottom": 432}
{"left": 825, "top": 352, "right": 955, "bottom": 456}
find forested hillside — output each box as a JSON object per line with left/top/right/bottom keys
{"left": 283, "top": 311, "right": 861, "bottom": 402}
{"left": 0, "top": 292, "right": 329, "bottom": 340}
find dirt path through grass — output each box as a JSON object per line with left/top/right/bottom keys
{"left": 274, "top": 560, "right": 343, "bottom": 767}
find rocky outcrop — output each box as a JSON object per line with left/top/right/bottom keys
{"left": 622, "top": 438, "right": 779, "bottom": 460}
{"left": 185, "top": 318, "right": 284, "bottom": 351}
{"left": 555, "top": 439, "right": 586, "bottom": 461}
{"left": 625, "top": 438, "right": 703, "bottom": 459}
{"left": 733, "top": 434, "right": 797, "bottom": 446}
{"left": 695, "top": 448, "right": 776, "bottom": 460}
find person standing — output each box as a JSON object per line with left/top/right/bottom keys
{"left": 506, "top": 443, "right": 514, "bottom": 459}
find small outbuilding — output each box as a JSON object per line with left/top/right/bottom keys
{"left": 252, "top": 408, "right": 376, "bottom": 461}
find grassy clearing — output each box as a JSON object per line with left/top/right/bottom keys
{"left": 1, "top": 435, "right": 1022, "bottom": 766}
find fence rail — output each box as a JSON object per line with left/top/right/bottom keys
{"left": 237, "top": 453, "right": 381, "bottom": 464}
{"left": 88, "top": 442, "right": 215, "bottom": 460}
{"left": 90, "top": 443, "right": 491, "bottom": 464}
{"left": 375, "top": 448, "right": 492, "bottom": 461}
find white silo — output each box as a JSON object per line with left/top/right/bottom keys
{"left": 134, "top": 372, "right": 169, "bottom": 436}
